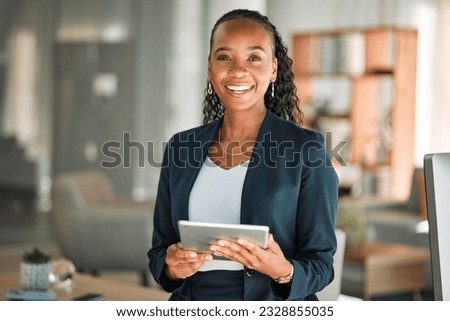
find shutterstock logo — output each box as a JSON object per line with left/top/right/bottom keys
{"left": 101, "top": 131, "right": 348, "bottom": 169}
{"left": 101, "top": 132, "right": 164, "bottom": 168}
{"left": 324, "top": 131, "right": 347, "bottom": 167}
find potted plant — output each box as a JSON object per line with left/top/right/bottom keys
{"left": 20, "top": 248, "right": 51, "bottom": 291}
{"left": 336, "top": 208, "right": 367, "bottom": 250}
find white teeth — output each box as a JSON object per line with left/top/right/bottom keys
{"left": 226, "top": 85, "right": 252, "bottom": 93}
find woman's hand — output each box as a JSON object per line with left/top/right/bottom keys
{"left": 209, "top": 233, "right": 292, "bottom": 281}
{"left": 164, "top": 242, "right": 212, "bottom": 280}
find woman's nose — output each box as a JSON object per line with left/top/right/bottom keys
{"left": 228, "top": 61, "right": 248, "bottom": 77}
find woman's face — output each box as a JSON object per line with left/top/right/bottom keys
{"left": 208, "top": 18, "right": 277, "bottom": 113}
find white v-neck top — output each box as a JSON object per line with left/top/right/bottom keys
{"left": 188, "top": 156, "right": 249, "bottom": 271}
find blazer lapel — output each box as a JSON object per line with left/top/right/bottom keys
{"left": 241, "top": 111, "right": 280, "bottom": 225}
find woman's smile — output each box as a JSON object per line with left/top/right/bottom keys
{"left": 225, "top": 84, "right": 254, "bottom": 94}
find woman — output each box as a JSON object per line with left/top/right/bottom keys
{"left": 148, "top": 9, "right": 338, "bottom": 301}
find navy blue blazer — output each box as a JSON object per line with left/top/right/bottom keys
{"left": 147, "top": 111, "right": 339, "bottom": 300}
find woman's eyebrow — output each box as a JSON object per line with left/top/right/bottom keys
{"left": 214, "top": 45, "right": 266, "bottom": 53}
{"left": 214, "top": 46, "right": 232, "bottom": 53}
{"left": 247, "top": 45, "right": 266, "bottom": 53}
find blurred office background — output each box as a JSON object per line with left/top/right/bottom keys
{"left": 1, "top": 0, "right": 449, "bottom": 300}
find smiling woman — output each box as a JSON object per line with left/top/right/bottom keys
{"left": 208, "top": 18, "right": 276, "bottom": 117}
{"left": 147, "top": 9, "right": 339, "bottom": 301}
{"left": 203, "top": 9, "right": 301, "bottom": 127}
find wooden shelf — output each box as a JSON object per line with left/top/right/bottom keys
{"left": 292, "top": 27, "right": 417, "bottom": 201}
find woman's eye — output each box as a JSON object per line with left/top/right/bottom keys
{"left": 249, "top": 55, "right": 261, "bottom": 62}
{"left": 217, "top": 55, "right": 231, "bottom": 61}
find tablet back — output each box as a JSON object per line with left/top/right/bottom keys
{"left": 178, "top": 220, "right": 269, "bottom": 254}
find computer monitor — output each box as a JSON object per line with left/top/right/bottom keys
{"left": 424, "top": 153, "right": 450, "bottom": 301}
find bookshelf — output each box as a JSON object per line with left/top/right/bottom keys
{"left": 293, "top": 27, "right": 417, "bottom": 201}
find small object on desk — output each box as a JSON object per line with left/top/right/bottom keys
{"left": 49, "top": 258, "right": 76, "bottom": 288}
{"left": 5, "top": 289, "right": 57, "bottom": 301}
{"left": 73, "top": 293, "right": 106, "bottom": 301}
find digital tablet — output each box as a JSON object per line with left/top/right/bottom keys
{"left": 178, "top": 220, "right": 269, "bottom": 254}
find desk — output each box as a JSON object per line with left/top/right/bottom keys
{"left": 344, "top": 242, "right": 430, "bottom": 300}
{"left": 1, "top": 272, "right": 170, "bottom": 301}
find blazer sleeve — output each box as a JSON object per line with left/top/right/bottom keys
{"left": 275, "top": 132, "right": 339, "bottom": 300}
{"left": 147, "top": 139, "right": 185, "bottom": 292}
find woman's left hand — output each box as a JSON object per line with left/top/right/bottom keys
{"left": 209, "top": 233, "right": 293, "bottom": 281}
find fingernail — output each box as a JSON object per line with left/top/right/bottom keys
{"left": 189, "top": 252, "right": 197, "bottom": 258}
{"left": 210, "top": 246, "right": 216, "bottom": 252}
{"left": 218, "top": 241, "right": 225, "bottom": 246}
{"left": 205, "top": 255, "right": 213, "bottom": 261}
{"left": 237, "top": 239, "right": 244, "bottom": 245}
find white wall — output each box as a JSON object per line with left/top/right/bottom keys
{"left": 428, "top": 0, "right": 450, "bottom": 156}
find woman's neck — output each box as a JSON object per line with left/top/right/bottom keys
{"left": 221, "top": 108, "right": 267, "bottom": 141}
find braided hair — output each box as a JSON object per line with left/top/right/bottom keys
{"left": 202, "top": 9, "right": 303, "bottom": 126}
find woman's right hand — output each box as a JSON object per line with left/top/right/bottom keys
{"left": 164, "top": 242, "right": 213, "bottom": 280}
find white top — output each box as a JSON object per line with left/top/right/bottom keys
{"left": 188, "top": 156, "right": 249, "bottom": 271}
